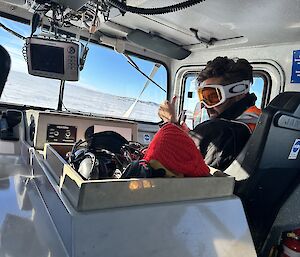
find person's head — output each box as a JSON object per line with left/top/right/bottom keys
{"left": 197, "top": 56, "right": 253, "bottom": 118}
{"left": 0, "top": 45, "right": 11, "bottom": 97}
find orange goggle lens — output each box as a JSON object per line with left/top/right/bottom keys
{"left": 198, "top": 87, "right": 222, "bottom": 107}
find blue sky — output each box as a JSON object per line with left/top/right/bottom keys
{"left": 0, "top": 17, "right": 167, "bottom": 104}
{"left": 77, "top": 42, "right": 167, "bottom": 99}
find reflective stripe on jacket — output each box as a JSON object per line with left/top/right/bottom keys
{"left": 235, "top": 105, "right": 262, "bottom": 132}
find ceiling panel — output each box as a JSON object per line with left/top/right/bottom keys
{"left": 108, "top": 0, "right": 300, "bottom": 48}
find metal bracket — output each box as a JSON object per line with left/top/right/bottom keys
{"left": 190, "top": 28, "right": 217, "bottom": 47}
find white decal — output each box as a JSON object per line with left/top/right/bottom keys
{"left": 288, "top": 139, "right": 300, "bottom": 160}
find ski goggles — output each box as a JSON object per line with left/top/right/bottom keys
{"left": 197, "top": 80, "right": 251, "bottom": 108}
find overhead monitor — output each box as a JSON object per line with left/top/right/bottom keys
{"left": 26, "top": 37, "right": 79, "bottom": 81}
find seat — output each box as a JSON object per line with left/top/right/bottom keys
{"left": 225, "top": 92, "right": 300, "bottom": 253}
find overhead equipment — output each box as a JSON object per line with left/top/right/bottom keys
{"left": 26, "top": 37, "right": 79, "bottom": 81}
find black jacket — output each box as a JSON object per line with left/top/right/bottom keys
{"left": 190, "top": 93, "right": 257, "bottom": 170}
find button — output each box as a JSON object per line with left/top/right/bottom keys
{"left": 68, "top": 47, "right": 76, "bottom": 54}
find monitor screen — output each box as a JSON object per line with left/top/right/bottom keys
{"left": 30, "top": 44, "right": 64, "bottom": 74}
{"left": 27, "top": 37, "right": 79, "bottom": 81}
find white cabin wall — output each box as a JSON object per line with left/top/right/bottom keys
{"left": 169, "top": 42, "right": 300, "bottom": 99}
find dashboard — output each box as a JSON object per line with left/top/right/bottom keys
{"left": 25, "top": 110, "right": 140, "bottom": 150}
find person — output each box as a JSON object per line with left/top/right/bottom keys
{"left": 0, "top": 45, "right": 11, "bottom": 97}
{"left": 158, "top": 56, "right": 261, "bottom": 172}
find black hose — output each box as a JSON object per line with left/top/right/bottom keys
{"left": 105, "top": 0, "right": 206, "bottom": 15}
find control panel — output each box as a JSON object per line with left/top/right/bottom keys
{"left": 26, "top": 110, "right": 138, "bottom": 149}
{"left": 46, "top": 124, "right": 77, "bottom": 143}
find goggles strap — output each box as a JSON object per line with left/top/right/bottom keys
{"left": 224, "top": 80, "right": 251, "bottom": 97}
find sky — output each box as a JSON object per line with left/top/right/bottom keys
{"left": 0, "top": 17, "right": 167, "bottom": 105}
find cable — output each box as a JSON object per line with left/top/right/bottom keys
{"left": 90, "top": 1, "right": 99, "bottom": 33}
{"left": 106, "top": 0, "right": 206, "bottom": 15}
{"left": 62, "top": 101, "right": 70, "bottom": 112}
{"left": 31, "top": 13, "right": 41, "bottom": 36}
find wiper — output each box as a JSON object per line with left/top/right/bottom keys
{"left": 123, "top": 54, "right": 166, "bottom": 93}
{"left": 122, "top": 54, "right": 165, "bottom": 118}
{"left": 0, "top": 21, "right": 26, "bottom": 40}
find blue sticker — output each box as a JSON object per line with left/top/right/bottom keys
{"left": 291, "top": 50, "right": 300, "bottom": 83}
{"left": 144, "top": 134, "right": 150, "bottom": 143}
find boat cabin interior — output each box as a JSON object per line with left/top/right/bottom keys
{"left": 0, "top": 1, "right": 300, "bottom": 257}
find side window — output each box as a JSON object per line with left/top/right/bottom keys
{"left": 182, "top": 75, "right": 199, "bottom": 129}
{"left": 182, "top": 73, "right": 267, "bottom": 129}
{"left": 250, "top": 76, "right": 265, "bottom": 108}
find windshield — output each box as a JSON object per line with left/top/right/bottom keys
{"left": 0, "top": 17, "right": 167, "bottom": 122}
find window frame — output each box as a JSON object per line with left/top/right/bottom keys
{"left": 174, "top": 61, "right": 284, "bottom": 122}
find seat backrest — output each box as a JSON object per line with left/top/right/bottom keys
{"left": 225, "top": 92, "right": 300, "bottom": 252}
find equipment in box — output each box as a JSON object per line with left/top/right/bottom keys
{"left": 68, "top": 130, "right": 145, "bottom": 180}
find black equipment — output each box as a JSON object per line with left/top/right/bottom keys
{"left": 0, "top": 110, "right": 22, "bottom": 141}
{"left": 68, "top": 131, "right": 145, "bottom": 180}
{"left": 26, "top": 37, "right": 79, "bottom": 81}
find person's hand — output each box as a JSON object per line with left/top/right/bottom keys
{"left": 158, "top": 96, "right": 177, "bottom": 123}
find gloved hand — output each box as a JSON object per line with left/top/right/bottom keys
{"left": 158, "top": 96, "right": 177, "bottom": 123}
